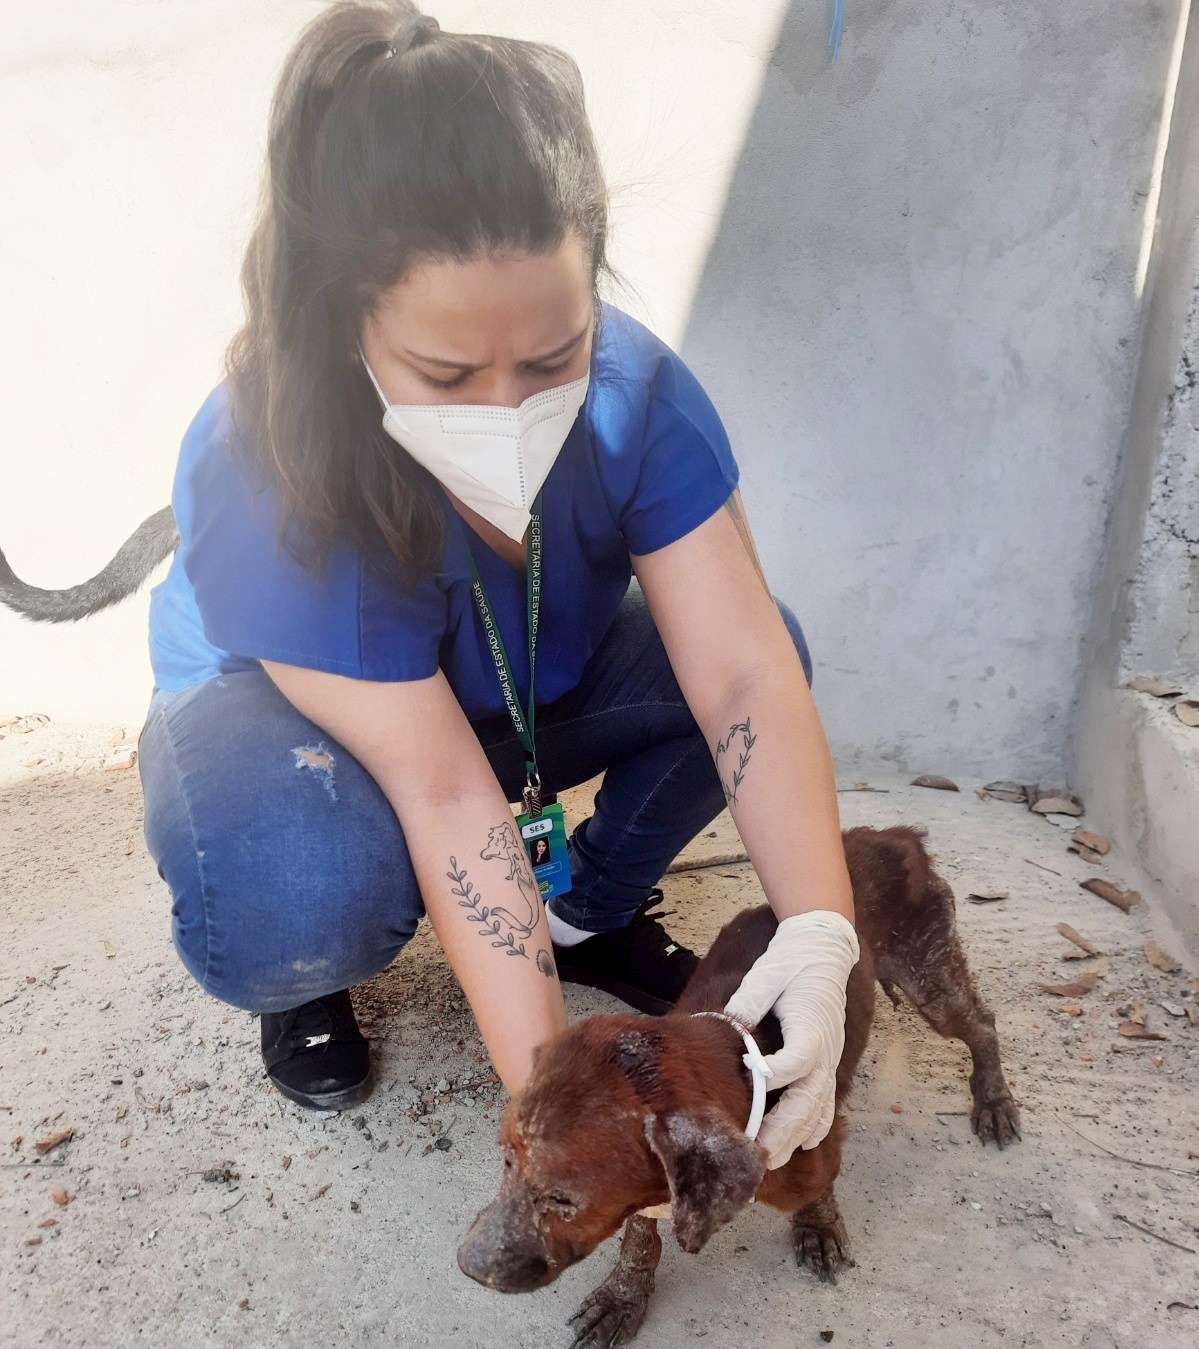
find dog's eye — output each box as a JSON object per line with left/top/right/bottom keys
{"left": 544, "top": 1193, "right": 577, "bottom": 1220}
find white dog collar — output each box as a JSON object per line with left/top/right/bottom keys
{"left": 689, "top": 1011, "right": 773, "bottom": 1141}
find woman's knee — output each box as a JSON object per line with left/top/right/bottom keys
{"left": 773, "top": 596, "right": 814, "bottom": 688}
{"left": 139, "top": 674, "right": 424, "bottom": 1012}
{"left": 155, "top": 822, "right": 423, "bottom": 1012}
{"left": 169, "top": 884, "right": 420, "bottom": 1014}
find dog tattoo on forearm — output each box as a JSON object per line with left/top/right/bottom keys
{"left": 446, "top": 821, "right": 556, "bottom": 976}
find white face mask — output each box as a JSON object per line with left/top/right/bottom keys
{"left": 360, "top": 350, "right": 590, "bottom": 543}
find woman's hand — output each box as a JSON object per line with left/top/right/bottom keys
{"left": 723, "top": 910, "right": 860, "bottom": 1169}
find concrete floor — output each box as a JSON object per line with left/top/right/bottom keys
{"left": 2, "top": 718, "right": 1198, "bottom": 1348}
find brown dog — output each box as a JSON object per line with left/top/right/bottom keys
{"left": 458, "top": 825, "right": 1020, "bottom": 1347}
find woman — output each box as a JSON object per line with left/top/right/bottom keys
{"left": 138, "top": 1, "right": 859, "bottom": 1172}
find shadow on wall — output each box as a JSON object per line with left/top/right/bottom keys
{"left": 679, "top": 1, "right": 1175, "bottom": 779}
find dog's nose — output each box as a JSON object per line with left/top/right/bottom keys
{"left": 458, "top": 1201, "right": 553, "bottom": 1292}
{"left": 457, "top": 1231, "right": 549, "bottom": 1291}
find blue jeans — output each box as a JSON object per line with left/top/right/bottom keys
{"left": 138, "top": 580, "right": 813, "bottom": 1013}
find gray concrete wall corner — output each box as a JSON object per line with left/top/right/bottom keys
{"left": 1073, "top": 7, "right": 1199, "bottom": 959}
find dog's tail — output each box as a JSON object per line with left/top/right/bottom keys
{"left": 0, "top": 506, "right": 179, "bottom": 623}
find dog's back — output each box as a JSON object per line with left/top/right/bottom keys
{"left": 675, "top": 823, "right": 1018, "bottom": 1150}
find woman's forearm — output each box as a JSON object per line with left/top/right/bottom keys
{"left": 699, "top": 662, "right": 854, "bottom": 926}
{"left": 401, "top": 789, "right": 568, "bottom": 1095}
{"left": 258, "top": 661, "right": 567, "bottom": 1099}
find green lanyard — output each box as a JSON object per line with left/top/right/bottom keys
{"left": 464, "top": 491, "right": 545, "bottom": 817}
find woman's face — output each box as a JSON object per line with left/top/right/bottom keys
{"left": 360, "top": 236, "right": 594, "bottom": 409}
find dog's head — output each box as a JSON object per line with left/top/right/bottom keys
{"left": 457, "top": 1015, "right": 766, "bottom": 1292}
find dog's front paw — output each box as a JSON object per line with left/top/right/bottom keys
{"left": 791, "top": 1210, "right": 850, "bottom": 1284}
{"left": 972, "top": 1095, "right": 1021, "bottom": 1148}
{"left": 568, "top": 1283, "right": 651, "bottom": 1349}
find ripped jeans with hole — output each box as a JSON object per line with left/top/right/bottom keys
{"left": 137, "top": 581, "right": 813, "bottom": 1013}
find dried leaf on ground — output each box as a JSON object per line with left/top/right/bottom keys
{"left": 1057, "top": 923, "right": 1100, "bottom": 956}
{"left": 1030, "top": 793, "right": 1084, "bottom": 817}
{"left": 1038, "top": 969, "right": 1100, "bottom": 997}
{"left": 103, "top": 748, "right": 138, "bottom": 771}
{"left": 911, "top": 775, "right": 959, "bottom": 792}
{"left": 1175, "top": 700, "right": 1199, "bottom": 728}
{"left": 50, "top": 1188, "right": 72, "bottom": 1206}
{"left": 1118, "top": 1021, "right": 1168, "bottom": 1041}
{"left": 102, "top": 940, "right": 116, "bottom": 959}
{"left": 1058, "top": 1003, "right": 1083, "bottom": 1016}
{"left": 1080, "top": 878, "right": 1141, "bottom": 912}
{"left": 1187, "top": 1005, "right": 1198, "bottom": 1027}
{"left": 35, "top": 1127, "right": 74, "bottom": 1156}
{"left": 1144, "top": 940, "right": 1182, "bottom": 974}
{"left": 1128, "top": 676, "right": 1184, "bottom": 697}
{"left": 967, "top": 890, "right": 1009, "bottom": 904}
{"left": 1071, "top": 829, "right": 1110, "bottom": 856}
{"left": 1069, "top": 843, "right": 1105, "bottom": 864}
{"left": 1130, "top": 1001, "right": 1145, "bottom": 1025}
{"left": 983, "top": 780, "right": 1027, "bottom": 803}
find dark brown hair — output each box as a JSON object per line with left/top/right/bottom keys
{"left": 224, "top": 1, "right": 610, "bottom": 583}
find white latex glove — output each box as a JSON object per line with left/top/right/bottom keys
{"left": 723, "top": 910, "right": 860, "bottom": 1169}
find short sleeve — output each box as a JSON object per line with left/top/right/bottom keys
{"left": 618, "top": 352, "right": 740, "bottom": 556}
{"left": 174, "top": 388, "right": 447, "bottom": 682}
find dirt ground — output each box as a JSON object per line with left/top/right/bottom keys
{"left": 2, "top": 715, "right": 1198, "bottom": 1349}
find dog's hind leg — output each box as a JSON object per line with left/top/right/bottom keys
{"left": 875, "top": 873, "right": 1021, "bottom": 1148}
{"left": 790, "top": 1185, "right": 850, "bottom": 1284}
{"left": 568, "top": 1214, "right": 662, "bottom": 1349}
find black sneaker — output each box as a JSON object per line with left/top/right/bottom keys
{"left": 551, "top": 888, "right": 699, "bottom": 1016}
{"left": 260, "top": 988, "right": 373, "bottom": 1111}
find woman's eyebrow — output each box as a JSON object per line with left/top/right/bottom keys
{"left": 401, "top": 323, "right": 589, "bottom": 372}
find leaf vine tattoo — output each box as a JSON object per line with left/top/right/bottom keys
{"left": 448, "top": 857, "right": 529, "bottom": 960}
{"left": 715, "top": 716, "right": 756, "bottom": 806}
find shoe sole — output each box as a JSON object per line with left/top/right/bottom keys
{"left": 267, "top": 1067, "right": 375, "bottom": 1112}
{"left": 554, "top": 963, "right": 672, "bottom": 1017}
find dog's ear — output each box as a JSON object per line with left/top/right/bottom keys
{"left": 644, "top": 1110, "right": 767, "bottom": 1254}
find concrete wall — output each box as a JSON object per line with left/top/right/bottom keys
{"left": 1074, "top": 1, "right": 1199, "bottom": 959}
{"left": 0, "top": 1, "right": 1183, "bottom": 781}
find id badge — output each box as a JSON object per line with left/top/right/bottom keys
{"left": 515, "top": 800, "right": 570, "bottom": 900}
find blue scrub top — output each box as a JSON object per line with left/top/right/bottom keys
{"left": 147, "top": 305, "right": 740, "bottom": 722}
